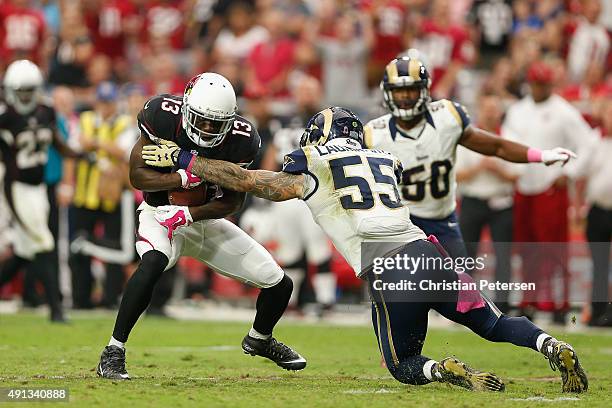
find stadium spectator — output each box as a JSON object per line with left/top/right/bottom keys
{"left": 572, "top": 97, "right": 612, "bottom": 326}
{"left": 362, "top": 0, "right": 410, "bottom": 87}
{"left": 82, "top": 0, "right": 136, "bottom": 61}
{"left": 468, "top": 0, "right": 514, "bottom": 69}
{"left": 512, "top": 0, "right": 544, "bottom": 34}
{"left": 142, "top": 52, "right": 185, "bottom": 96}
{"left": 143, "top": 0, "right": 188, "bottom": 51}
{"left": 213, "top": 1, "right": 268, "bottom": 62}
{"left": 456, "top": 93, "right": 518, "bottom": 312}
{"left": 302, "top": 9, "right": 374, "bottom": 117}
{"left": 0, "top": 0, "right": 49, "bottom": 68}
{"left": 69, "top": 82, "right": 133, "bottom": 309}
{"left": 47, "top": 3, "right": 92, "bottom": 88}
{"left": 244, "top": 9, "right": 296, "bottom": 99}
{"left": 501, "top": 60, "right": 597, "bottom": 322}
{"left": 567, "top": 0, "right": 609, "bottom": 83}
{"left": 410, "top": 0, "right": 475, "bottom": 99}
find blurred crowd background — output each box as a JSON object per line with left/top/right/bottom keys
{"left": 0, "top": 0, "right": 611, "bottom": 324}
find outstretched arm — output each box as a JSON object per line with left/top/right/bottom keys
{"left": 188, "top": 157, "right": 305, "bottom": 202}
{"left": 140, "top": 141, "right": 305, "bottom": 201}
{"left": 459, "top": 125, "right": 576, "bottom": 165}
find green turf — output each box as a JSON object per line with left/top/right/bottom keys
{"left": 0, "top": 313, "right": 609, "bottom": 407}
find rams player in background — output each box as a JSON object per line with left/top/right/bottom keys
{"left": 143, "top": 107, "right": 588, "bottom": 393}
{"left": 365, "top": 55, "right": 575, "bottom": 260}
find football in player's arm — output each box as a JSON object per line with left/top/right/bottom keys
{"left": 129, "top": 132, "right": 245, "bottom": 223}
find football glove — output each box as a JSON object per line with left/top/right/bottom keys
{"left": 142, "top": 140, "right": 180, "bottom": 167}
{"left": 154, "top": 205, "right": 193, "bottom": 240}
{"left": 538, "top": 147, "right": 577, "bottom": 166}
{"left": 142, "top": 139, "right": 198, "bottom": 171}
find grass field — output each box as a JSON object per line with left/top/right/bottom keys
{"left": 0, "top": 312, "right": 610, "bottom": 407}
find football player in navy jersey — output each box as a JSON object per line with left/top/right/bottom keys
{"left": 96, "top": 73, "right": 305, "bottom": 380}
{"left": 0, "top": 60, "right": 82, "bottom": 322}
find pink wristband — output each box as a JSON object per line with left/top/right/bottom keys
{"left": 527, "top": 148, "right": 542, "bottom": 163}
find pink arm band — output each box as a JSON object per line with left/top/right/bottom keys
{"left": 527, "top": 148, "right": 542, "bottom": 163}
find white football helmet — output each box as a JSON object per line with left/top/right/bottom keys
{"left": 181, "top": 72, "right": 237, "bottom": 148}
{"left": 3, "top": 59, "right": 44, "bottom": 115}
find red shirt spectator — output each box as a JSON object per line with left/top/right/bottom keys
{"left": 0, "top": 0, "right": 47, "bottom": 66}
{"left": 245, "top": 10, "right": 295, "bottom": 98}
{"left": 143, "top": 0, "right": 187, "bottom": 50}
{"left": 361, "top": 0, "right": 409, "bottom": 64}
{"left": 246, "top": 39, "right": 295, "bottom": 98}
{"left": 414, "top": 19, "right": 473, "bottom": 90}
{"left": 84, "top": 0, "right": 137, "bottom": 60}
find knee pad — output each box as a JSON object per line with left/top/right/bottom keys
{"left": 255, "top": 261, "right": 286, "bottom": 288}
{"left": 264, "top": 274, "right": 293, "bottom": 295}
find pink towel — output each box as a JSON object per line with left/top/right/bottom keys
{"left": 426, "top": 235, "right": 485, "bottom": 313}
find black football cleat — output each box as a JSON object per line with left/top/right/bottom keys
{"left": 242, "top": 335, "right": 306, "bottom": 371}
{"left": 96, "top": 345, "right": 130, "bottom": 380}
{"left": 434, "top": 357, "right": 505, "bottom": 392}
{"left": 542, "top": 338, "right": 588, "bottom": 393}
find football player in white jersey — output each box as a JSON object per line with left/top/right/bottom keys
{"left": 364, "top": 56, "right": 575, "bottom": 259}
{"left": 142, "top": 107, "right": 588, "bottom": 393}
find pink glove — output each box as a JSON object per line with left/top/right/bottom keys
{"left": 154, "top": 205, "right": 193, "bottom": 240}
{"left": 177, "top": 169, "right": 203, "bottom": 189}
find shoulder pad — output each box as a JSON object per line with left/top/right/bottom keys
{"left": 137, "top": 94, "right": 183, "bottom": 143}
{"left": 369, "top": 116, "right": 388, "bottom": 129}
{"left": 281, "top": 148, "right": 308, "bottom": 175}
{"left": 438, "top": 99, "right": 471, "bottom": 131}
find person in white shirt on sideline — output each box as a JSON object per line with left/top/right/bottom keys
{"left": 501, "top": 60, "right": 598, "bottom": 323}
{"left": 456, "top": 93, "right": 519, "bottom": 313}
{"left": 570, "top": 96, "right": 612, "bottom": 327}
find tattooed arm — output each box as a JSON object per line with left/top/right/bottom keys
{"left": 188, "top": 157, "right": 305, "bottom": 202}
{"left": 141, "top": 140, "right": 306, "bottom": 201}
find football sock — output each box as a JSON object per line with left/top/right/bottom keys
{"left": 536, "top": 333, "right": 556, "bottom": 353}
{"left": 32, "top": 251, "right": 62, "bottom": 314}
{"left": 248, "top": 328, "right": 271, "bottom": 340}
{"left": 108, "top": 336, "right": 125, "bottom": 349}
{"left": 112, "top": 251, "right": 168, "bottom": 343}
{"left": 252, "top": 274, "right": 293, "bottom": 336}
{"left": 423, "top": 359, "right": 439, "bottom": 381}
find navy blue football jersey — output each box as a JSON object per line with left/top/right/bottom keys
{"left": 0, "top": 101, "right": 56, "bottom": 186}
{"left": 136, "top": 94, "right": 261, "bottom": 206}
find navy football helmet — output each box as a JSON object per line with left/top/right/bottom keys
{"left": 300, "top": 107, "right": 364, "bottom": 148}
{"left": 381, "top": 56, "right": 431, "bottom": 121}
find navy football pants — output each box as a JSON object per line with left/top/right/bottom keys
{"left": 367, "top": 239, "right": 544, "bottom": 385}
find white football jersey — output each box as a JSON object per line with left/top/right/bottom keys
{"left": 282, "top": 138, "right": 426, "bottom": 276}
{"left": 364, "top": 99, "right": 470, "bottom": 219}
